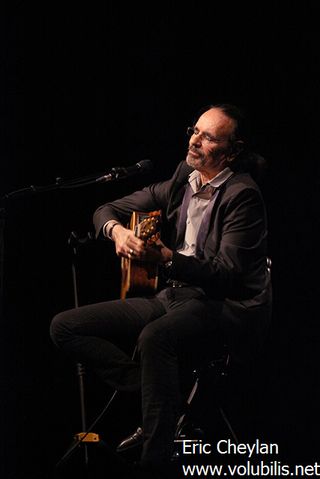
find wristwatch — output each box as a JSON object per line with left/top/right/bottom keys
{"left": 163, "top": 260, "right": 173, "bottom": 278}
{"left": 163, "top": 260, "right": 173, "bottom": 269}
{"left": 106, "top": 221, "right": 121, "bottom": 240}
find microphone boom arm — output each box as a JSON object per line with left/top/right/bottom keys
{"left": 3, "top": 160, "right": 153, "bottom": 200}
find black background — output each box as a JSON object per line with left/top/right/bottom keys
{"left": 1, "top": 2, "right": 319, "bottom": 478}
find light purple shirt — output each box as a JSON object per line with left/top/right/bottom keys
{"left": 178, "top": 167, "right": 233, "bottom": 257}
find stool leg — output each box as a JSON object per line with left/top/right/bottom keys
{"left": 175, "top": 377, "right": 199, "bottom": 439}
{"left": 219, "top": 406, "right": 239, "bottom": 444}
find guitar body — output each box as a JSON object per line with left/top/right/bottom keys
{"left": 120, "top": 210, "right": 161, "bottom": 299}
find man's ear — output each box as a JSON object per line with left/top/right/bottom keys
{"left": 227, "top": 140, "right": 244, "bottom": 162}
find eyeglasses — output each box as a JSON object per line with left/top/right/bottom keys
{"left": 186, "top": 126, "right": 225, "bottom": 144}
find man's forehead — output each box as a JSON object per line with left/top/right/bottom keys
{"left": 197, "top": 108, "right": 235, "bottom": 132}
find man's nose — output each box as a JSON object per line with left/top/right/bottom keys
{"left": 189, "top": 133, "right": 202, "bottom": 146}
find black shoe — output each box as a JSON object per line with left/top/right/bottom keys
{"left": 116, "top": 427, "right": 144, "bottom": 452}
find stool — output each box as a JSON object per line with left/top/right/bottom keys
{"left": 174, "top": 349, "right": 239, "bottom": 446}
{"left": 174, "top": 257, "right": 272, "bottom": 447}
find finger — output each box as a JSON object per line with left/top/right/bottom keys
{"left": 119, "top": 252, "right": 133, "bottom": 260}
{"left": 155, "top": 239, "right": 164, "bottom": 247}
{"left": 128, "top": 237, "right": 145, "bottom": 248}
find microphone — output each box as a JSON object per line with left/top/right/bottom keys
{"left": 96, "top": 159, "right": 153, "bottom": 183}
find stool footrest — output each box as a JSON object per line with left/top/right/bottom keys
{"left": 74, "top": 432, "right": 100, "bottom": 443}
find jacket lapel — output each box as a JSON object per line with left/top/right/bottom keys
{"left": 175, "top": 183, "right": 193, "bottom": 249}
{"left": 195, "top": 188, "right": 221, "bottom": 258}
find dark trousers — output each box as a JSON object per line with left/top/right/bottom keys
{"left": 50, "top": 286, "right": 222, "bottom": 466}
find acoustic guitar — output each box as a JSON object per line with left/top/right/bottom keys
{"left": 120, "top": 210, "right": 162, "bottom": 299}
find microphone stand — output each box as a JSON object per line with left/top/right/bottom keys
{"left": 1, "top": 167, "right": 118, "bottom": 315}
{"left": 1, "top": 166, "right": 136, "bottom": 476}
{"left": 53, "top": 230, "right": 111, "bottom": 477}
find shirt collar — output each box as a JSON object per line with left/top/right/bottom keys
{"left": 188, "top": 166, "right": 234, "bottom": 192}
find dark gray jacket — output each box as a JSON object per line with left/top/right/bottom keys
{"left": 93, "top": 160, "right": 272, "bottom": 360}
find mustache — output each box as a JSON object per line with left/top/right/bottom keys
{"left": 188, "top": 146, "right": 203, "bottom": 155}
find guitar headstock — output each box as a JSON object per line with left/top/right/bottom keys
{"left": 137, "top": 211, "right": 161, "bottom": 245}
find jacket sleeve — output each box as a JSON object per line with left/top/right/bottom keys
{"left": 93, "top": 161, "right": 187, "bottom": 237}
{"left": 169, "top": 186, "right": 268, "bottom": 299}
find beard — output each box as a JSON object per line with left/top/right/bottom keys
{"left": 186, "top": 145, "right": 228, "bottom": 172}
{"left": 186, "top": 149, "right": 207, "bottom": 169}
